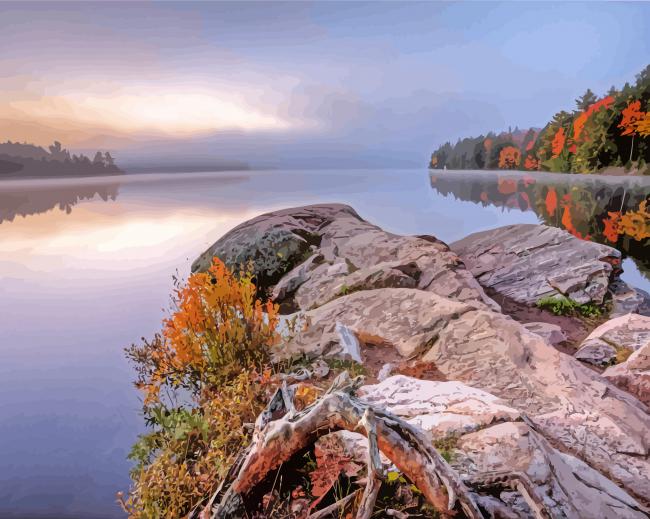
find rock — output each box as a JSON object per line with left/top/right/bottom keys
{"left": 522, "top": 322, "right": 567, "bottom": 346}
{"left": 285, "top": 288, "right": 650, "bottom": 500}
{"left": 456, "top": 422, "right": 647, "bottom": 519}
{"left": 609, "top": 279, "right": 650, "bottom": 318}
{"left": 281, "top": 288, "right": 476, "bottom": 359}
{"left": 603, "top": 342, "right": 650, "bottom": 406}
{"left": 192, "top": 204, "right": 356, "bottom": 288}
{"left": 575, "top": 313, "right": 650, "bottom": 367}
{"left": 575, "top": 342, "right": 618, "bottom": 366}
{"left": 359, "top": 376, "right": 521, "bottom": 437}
{"left": 451, "top": 224, "right": 620, "bottom": 306}
{"left": 342, "top": 376, "right": 646, "bottom": 518}
{"left": 194, "top": 203, "right": 498, "bottom": 310}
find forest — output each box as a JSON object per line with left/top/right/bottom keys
{"left": 0, "top": 140, "right": 123, "bottom": 178}
{"left": 430, "top": 65, "right": 650, "bottom": 174}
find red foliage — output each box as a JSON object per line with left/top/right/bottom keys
{"left": 524, "top": 155, "right": 539, "bottom": 170}
{"left": 551, "top": 127, "right": 566, "bottom": 158}
{"left": 573, "top": 96, "right": 614, "bottom": 142}
{"left": 545, "top": 188, "right": 557, "bottom": 216}
{"left": 619, "top": 100, "right": 644, "bottom": 136}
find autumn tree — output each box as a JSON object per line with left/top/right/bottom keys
{"left": 498, "top": 145, "right": 521, "bottom": 169}
{"left": 619, "top": 99, "right": 644, "bottom": 162}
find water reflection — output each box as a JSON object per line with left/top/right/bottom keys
{"left": 430, "top": 170, "right": 650, "bottom": 279}
{"left": 0, "top": 180, "right": 120, "bottom": 224}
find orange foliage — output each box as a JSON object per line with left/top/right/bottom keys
{"left": 498, "top": 146, "right": 521, "bottom": 169}
{"left": 139, "top": 258, "right": 279, "bottom": 404}
{"left": 551, "top": 127, "right": 566, "bottom": 158}
{"left": 561, "top": 204, "right": 589, "bottom": 240}
{"left": 524, "top": 155, "right": 539, "bottom": 170}
{"left": 619, "top": 100, "right": 644, "bottom": 136}
{"left": 545, "top": 188, "right": 557, "bottom": 216}
{"left": 619, "top": 200, "right": 650, "bottom": 241}
{"left": 602, "top": 211, "right": 622, "bottom": 243}
{"left": 601, "top": 201, "right": 649, "bottom": 243}
{"left": 573, "top": 96, "right": 614, "bottom": 141}
{"left": 637, "top": 114, "right": 650, "bottom": 137}
{"left": 497, "top": 177, "right": 517, "bottom": 194}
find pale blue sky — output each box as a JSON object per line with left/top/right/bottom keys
{"left": 1, "top": 1, "right": 649, "bottom": 168}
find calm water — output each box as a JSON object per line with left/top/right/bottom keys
{"left": 0, "top": 169, "right": 648, "bottom": 518}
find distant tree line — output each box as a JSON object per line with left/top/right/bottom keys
{"left": 0, "top": 140, "right": 123, "bottom": 178}
{"left": 430, "top": 64, "right": 650, "bottom": 174}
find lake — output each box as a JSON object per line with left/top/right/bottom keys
{"left": 0, "top": 169, "right": 648, "bottom": 518}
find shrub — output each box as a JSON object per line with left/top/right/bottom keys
{"left": 126, "top": 258, "right": 280, "bottom": 406}
{"left": 121, "top": 258, "right": 281, "bottom": 518}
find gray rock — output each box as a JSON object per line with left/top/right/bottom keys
{"left": 456, "top": 422, "right": 646, "bottom": 519}
{"left": 610, "top": 279, "right": 650, "bottom": 318}
{"left": 192, "top": 204, "right": 356, "bottom": 289}
{"left": 194, "top": 203, "right": 498, "bottom": 310}
{"left": 575, "top": 342, "right": 618, "bottom": 366}
{"left": 351, "top": 376, "right": 646, "bottom": 518}
{"left": 284, "top": 288, "right": 650, "bottom": 501}
{"left": 576, "top": 313, "right": 650, "bottom": 367}
{"left": 603, "top": 342, "right": 650, "bottom": 406}
{"left": 522, "top": 322, "right": 567, "bottom": 346}
{"left": 451, "top": 224, "right": 620, "bottom": 307}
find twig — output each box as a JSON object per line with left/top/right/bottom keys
{"left": 307, "top": 489, "right": 361, "bottom": 519}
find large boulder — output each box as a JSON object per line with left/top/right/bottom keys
{"left": 192, "top": 204, "right": 355, "bottom": 288}
{"left": 336, "top": 376, "right": 646, "bottom": 518}
{"left": 575, "top": 313, "right": 650, "bottom": 367}
{"left": 194, "top": 204, "right": 498, "bottom": 310}
{"left": 284, "top": 288, "right": 650, "bottom": 501}
{"left": 456, "top": 422, "right": 646, "bottom": 519}
{"left": 450, "top": 224, "right": 620, "bottom": 306}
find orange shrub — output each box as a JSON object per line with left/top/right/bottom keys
{"left": 129, "top": 258, "right": 280, "bottom": 405}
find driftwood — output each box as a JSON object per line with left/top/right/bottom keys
{"left": 206, "top": 372, "right": 485, "bottom": 518}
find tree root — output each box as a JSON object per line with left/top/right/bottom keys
{"left": 206, "top": 371, "right": 485, "bottom": 518}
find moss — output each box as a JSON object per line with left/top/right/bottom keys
{"left": 615, "top": 345, "right": 634, "bottom": 364}
{"left": 324, "top": 357, "right": 367, "bottom": 378}
{"left": 432, "top": 436, "right": 458, "bottom": 463}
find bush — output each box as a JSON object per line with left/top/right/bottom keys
{"left": 121, "top": 258, "right": 281, "bottom": 518}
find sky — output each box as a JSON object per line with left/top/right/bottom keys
{"left": 1, "top": 1, "right": 649, "bottom": 170}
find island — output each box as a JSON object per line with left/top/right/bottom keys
{"left": 0, "top": 140, "right": 123, "bottom": 179}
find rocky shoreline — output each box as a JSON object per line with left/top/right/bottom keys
{"left": 193, "top": 203, "right": 649, "bottom": 518}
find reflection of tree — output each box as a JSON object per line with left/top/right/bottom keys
{"left": 0, "top": 182, "right": 120, "bottom": 224}
{"left": 430, "top": 171, "right": 650, "bottom": 279}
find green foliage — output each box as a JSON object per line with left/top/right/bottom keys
{"left": 536, "top": 295, "right": 602, "bottom": 318}
{"left": 324, "top": 357, "right": 367, "bottom": 378}
{"left": 121, "top": 259, "right": 281, "bottom": 518}
{"left": 337, "top": 283, "right": 351, "bottom": 296}
{"left": 432, "top": 436, "right": 458, "bottom": 463}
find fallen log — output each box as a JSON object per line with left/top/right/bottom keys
{"left": 207, "top": 372, "right": 485, "bottom": 518}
